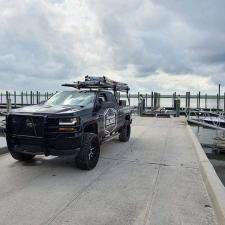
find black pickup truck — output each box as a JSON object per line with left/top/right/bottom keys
{"left": 6, "top": 76, "right": 132, "bottom": 170}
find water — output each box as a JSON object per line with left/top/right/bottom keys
{"left": 191, "top": 125, "right": 225, "bottom": 146}
{"left": 121, "top": 97, "right": 224, "bottom": 109}
{"left": 191, "top": 125, "right": 225, "bottom": 186}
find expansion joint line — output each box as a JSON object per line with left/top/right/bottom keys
{"left": 44, "top": 131, "right": 140, "bottom": 225}
{"left": 142, "top": 127, "right": 170, "bottom": 225}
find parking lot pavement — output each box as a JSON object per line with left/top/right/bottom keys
{"left": 0, "top": 117, "right": 218, "bottom": 225}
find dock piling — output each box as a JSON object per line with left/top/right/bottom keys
{"left": 14, "top": 91, "right": 16, "bottom": 108}
{"left": 21, "top": 92, "right": 23, "bottom": 106}
{"left": 30, "top": 91, "right": 32, "bottom": 105}
{"left": 224, "top": 92, "right": 225, "bottom": 112}
{"left": 205, "top": 94, "right": 207, "bottom": 109}
{"left": 151, "top": 92, "right": 153, "bottom": 109}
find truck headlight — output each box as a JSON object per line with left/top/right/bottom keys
{"left": 59, "top": 117, "right": 79, "bottom": 126}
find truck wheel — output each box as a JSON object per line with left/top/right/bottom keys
{"left": 9, "top": 149, "right": 35, "bottom": 161}
{"left": 76, "top": 133, "right": 100, "bottom": 170}
{"left": 119, "top": 121, "right": 131, "bottom": 142}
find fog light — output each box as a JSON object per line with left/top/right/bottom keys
{"left": 58, "top": 127, "right": 76, "bottom": 132}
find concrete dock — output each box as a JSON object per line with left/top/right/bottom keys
{"left": 0, "top": 117, "right": 220, "bottom": 225}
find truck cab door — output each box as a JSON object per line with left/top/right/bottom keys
{"left": 95, "top": 92, "right": 119, "bottom": 138}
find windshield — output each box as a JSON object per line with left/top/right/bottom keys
{"left": 45, "top": 91, "right": 95, "bottom": 108}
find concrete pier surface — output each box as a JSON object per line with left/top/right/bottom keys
{"left": 0, "top": 117, "right": 218, "bottom": 225}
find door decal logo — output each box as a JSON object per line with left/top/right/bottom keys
{"left": 104, "top": 108, "right": 117, "bottom": 134}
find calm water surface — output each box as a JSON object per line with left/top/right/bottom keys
{"left": 191, "top": 125, "right": 225, "bottom": 186}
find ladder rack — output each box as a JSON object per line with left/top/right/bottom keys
{"left": 62, "top": 76, "right": 129, "bottom": 92}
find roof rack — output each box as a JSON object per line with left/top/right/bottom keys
{"left": 62, "top": 76, "right": 130, "bottom": 92}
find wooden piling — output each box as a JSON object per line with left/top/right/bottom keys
{"left": 224, "top": 92, "right": 225, "bottom": 112}
{"left": 197, "top": 93, "right": 199, "bottom": 108}
{"left": 128, "top": 93, "right": 130, "bottom": 106}
{"left": 217, "top": 94, "right": 219, "bottom": 111}
{"left": 185, "top": 92, "right": 190, "bottom": 109}
{"left": 185, "top": 92, "right": 187, "bottom": 108}
{"left": 172, "top": 92, "right": 175, "bottom": 108}
{"left": 36, "top": 91, "right": 39, "bottom": 104}
{"left": 188, "top": 92, "right": 190, "bottom": 108}
{"left": 26, "top": 91, "right": 28, "bottom": 105}
{"left": 30, "top": 91, "right": 32, "bottom": 105}
{"left": 205, "top": 94, "right": 207, "bottom": 109}
{"left": 6, "top": 91, "right": 8, "bottom": 104}
{"left": 219, "top": 84, "right": 221, "bottom": 110}
{"left": 14, "top": 91, "right": 16, "bottom": 108}
{"left": 145, "top": 93, "right": 147, "bottom": 108}
{"left": 6, "top": 91, "right": 11, "bottom": 112}
{"left": 159, "top": 93, "right": 161, "bottom": 107}
{"left": 185, "top": 92, "right": 190, "bottom": 108}
{"left": 151, "top": 92, "right": 153, "bottom": 108}
{"left": 21, "top": 92, "right": 23, "bottom": 106}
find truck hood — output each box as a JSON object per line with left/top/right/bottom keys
{"left": 11, "top": 104, "right": 84, "bottom": 115}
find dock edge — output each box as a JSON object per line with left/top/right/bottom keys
{"left": 187, "top": 125, "right": 225, "bottom": 225}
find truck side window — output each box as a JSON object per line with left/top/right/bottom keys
{"left": 98, "top": 93, "right": 107, "bottom": 103}
{"left": 105, "top": 92, "right": 117, "bottom": 105}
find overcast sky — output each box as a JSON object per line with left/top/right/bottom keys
{"left": 0, "top": 0, "right": 225, "bottom": 94}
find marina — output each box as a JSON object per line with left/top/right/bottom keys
{"left": 187, "top": 110, "right": 225, "bottom": 131}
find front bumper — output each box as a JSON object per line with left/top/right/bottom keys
{"left": 6, "top": 114, "right": 82, "bottom": 156}
{"left": 7, "top": 132, "right": 82, "bottom": 156}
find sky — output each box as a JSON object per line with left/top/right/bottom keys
{"left": 0, "top": 0, "right": 225, "bottom": 94}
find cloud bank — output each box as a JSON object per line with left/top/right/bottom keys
{"left": 0, "top": 0, "right": 224, "bottom": 93}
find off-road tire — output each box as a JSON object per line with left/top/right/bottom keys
{"left": 76, "top": 132, "right": 100, "bottom": 170}
{"left": 9, "top": 149, "right": 35, "bottom": 161}
{"left": 119, "top": 121, "right": 131, "bottom": 142}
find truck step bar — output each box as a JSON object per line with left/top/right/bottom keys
{"left": 101, "top": 132, "right": 119, "bottom": 144}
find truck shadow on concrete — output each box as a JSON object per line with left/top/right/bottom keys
{"left": 9, "top": 138, "right": 134, "bottom": 172}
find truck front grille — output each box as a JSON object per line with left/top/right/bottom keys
{"left": 8, "top": 115, "right": 45, "bottom": 137}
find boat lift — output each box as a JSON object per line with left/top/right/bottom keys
{"left": 187, "top": 109, "right": 225, "bottom": 131}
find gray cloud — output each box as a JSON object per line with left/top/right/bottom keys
{"left": 0, "top": 0, "right": 224, "bottom": 92}
{"left": 0, "top": 0, "right": 78, "bottom": 90}
{"left": 90, "top": 0, "right": 225, "bottom": 80}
